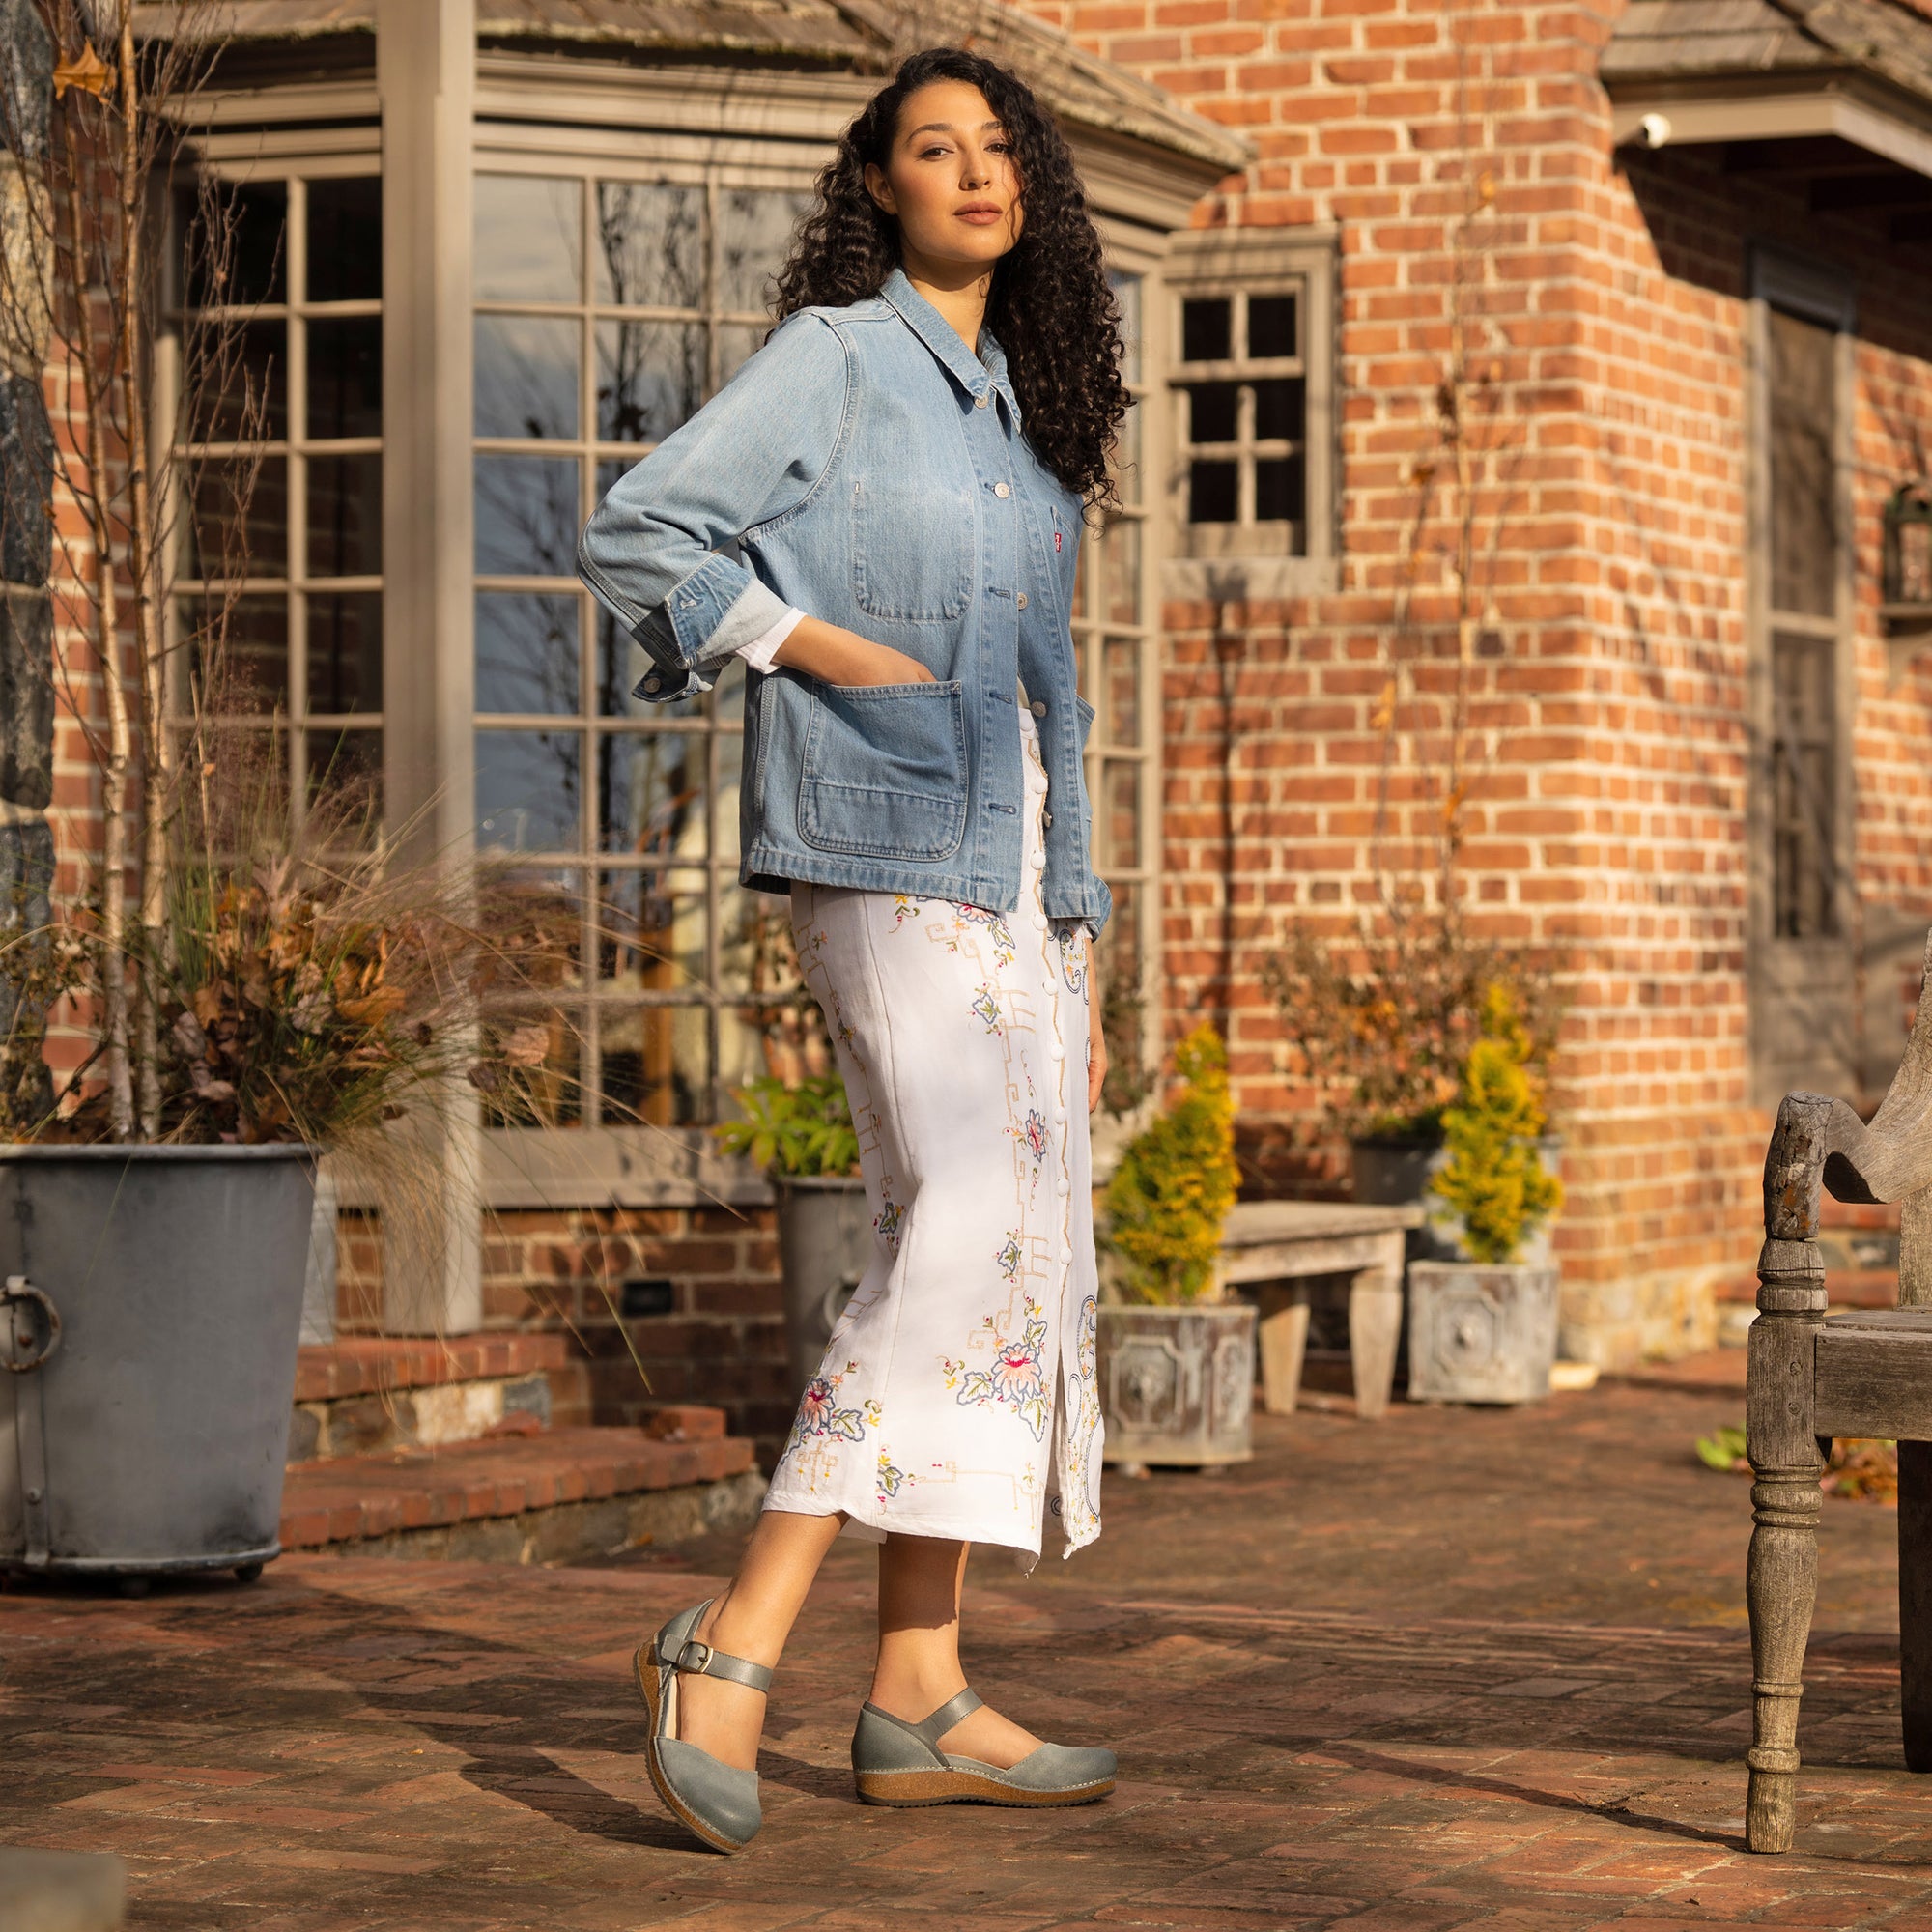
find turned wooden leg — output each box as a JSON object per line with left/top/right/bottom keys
{"left": 1744, "top": 1235, "right": 1827, "bottom": 1855}
{"left": 1257, "top": 1288, "right": 1310, "bottom": 1416}
{"left": 1901, "top": 1441, "right": 1932, "bottom": 1771}
{"left": 1349, "top": 1266, "right": 1404, "bottom": 1421}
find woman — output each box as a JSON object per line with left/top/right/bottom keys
{"left": 578, "top": 45, "right": 1128, "bottom": 1854}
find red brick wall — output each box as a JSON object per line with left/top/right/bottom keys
{"left": 338, "top": 1204, "right": 794, "bottom": 1463}
{"left": 1018, "top": 0, "right": 1932, "bottom": 1362}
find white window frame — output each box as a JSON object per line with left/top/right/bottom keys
{"left": 1164, "top": 227, "right": 1338, "bottom": 603}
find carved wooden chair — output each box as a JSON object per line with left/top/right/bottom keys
{"left": 1746, "top": 927, "right": 1932, "bottom": 1853}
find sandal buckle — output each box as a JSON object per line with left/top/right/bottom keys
{"left": 675, "top": 1638, "right": 715, "bottom": 1675}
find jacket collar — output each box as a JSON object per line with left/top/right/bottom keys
{"left": 881, "top": 267, "right": 1019, "bottom": 425}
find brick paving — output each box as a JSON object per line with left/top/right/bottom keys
{"left": 5, "top": 1376, "right": 1929, "bottom": 1929}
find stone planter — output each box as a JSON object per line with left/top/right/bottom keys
{"left": 1098, "top": 1302, "right": 1256, "bottom": 1466}
{"left": 773, "top": 1175, "right": 871, "bottom": 1401}
{"left": 0, "top": 1144, "right": 317, "bottom": 1581}
{"left": 1406, "top": 1261, "right": 1560, "bottom": 1404}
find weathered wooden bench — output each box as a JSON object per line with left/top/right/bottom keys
{"left": 1220, "top": 1200, "right": 1424, "bottom": 1420}
{"left": 1746, "top": 927, "right": 1932, "bottom": 1853}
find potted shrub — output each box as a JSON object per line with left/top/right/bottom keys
{"left": 0, "top": 11, "right": 571, "bottom": 1587}
{"left": 1406, "top": 985, "right": 1565, "bottom": 1404}
{"left": 714, "top": 1071, "right": 868, "bottom": 1401}
{"left": 1267, "top": 913, "right": 1558, "bottom": 1242}
{"left": 1097, "top": 1024, "right": 1251, "bottom": 1467}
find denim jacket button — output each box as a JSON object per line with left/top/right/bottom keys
{"left": 1015, "top": 592, "right": 1029, "bottom": 610}
{"left": 1043, "top": 810, "right": 1054, "bottom": 828}
{"left": 643, "top": 675, "right": 662, "bottom": 693}
{"left": 992, "top": 481, "right": 1010, "bottom": 498}
{"left": 975, "top": 392, "right": 990, "bottom": 408}
{"left": 1030, "top": 699, "right": 1047, "bottom": 718}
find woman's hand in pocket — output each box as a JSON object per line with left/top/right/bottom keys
{"left": 774, "top": 616, "right": 935, "bottom": 687}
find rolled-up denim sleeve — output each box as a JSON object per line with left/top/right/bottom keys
{"left": 576, "top": 313, "right": 849, "bottom": 699}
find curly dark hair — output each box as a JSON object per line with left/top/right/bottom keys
{"left": 772, "top": 46, "right": 1129, "bottom": 508}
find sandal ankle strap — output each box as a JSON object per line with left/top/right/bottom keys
{"left": 664, "top": 1634, "right": 773, "bottom": 1693}
{"left": 904, "top": 1687, "right": 981, "bottom": 1748}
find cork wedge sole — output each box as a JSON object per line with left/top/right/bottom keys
{"left": 633, "top": 1640, "right": 751, "bottom": 1855}
{"left": 854, "top": 1766, "right": 1116, "bottom": 1808}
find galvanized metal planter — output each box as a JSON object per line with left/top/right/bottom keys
{"left": 1097, "top": 1302, "right": 1256, "bottom": 1466}
{"left": 773, "top": 1175, "right": 871, "bottom": 1403}
{"left": 0, "top": 1145, "right": 316, "bottom": 1581}
{"left": 1406, "top": 1261, "right": 1560, "bottom": 1404}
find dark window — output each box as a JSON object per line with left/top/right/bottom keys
{"left": 1181, "top": 297, "right": 1231, "bottom": 363}
{"left": 1770, "top": 632, "right": 1836, "bottom": 938}
{"left": 1189, "top": 460, "right": 1238, "bottom": 524}
{"left": 1770, "top": 309, "right": 1837, "bottom": 619}
{"left": 1187, "top": 382, "right": 1237, "bottom": 444}
{"left": 306, "top": 178, "right": 382, "bottom": 302}
{"left": 1248, "top": 293, "right": 1297, "bottom": 358}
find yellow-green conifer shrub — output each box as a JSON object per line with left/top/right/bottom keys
{"left": 1103, "top": 1023, "right": 1239, "bottom": 1304}
{"left": 1431, "top": 983, "right": 1563, "bottom": 1264}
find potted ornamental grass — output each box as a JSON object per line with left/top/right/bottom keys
{"left": 1406, "top": 985, "right": 1565, "bottom": 1404}
{"left": 1096, "top": 1024, "right": 1251, "bottom": 1467}
{"left": 714, "top": 1070, "right": 869, "bottom": 1401}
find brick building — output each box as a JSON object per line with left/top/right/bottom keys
{"left": 14, "top": 0, "right": 1932, "bottom": 1460}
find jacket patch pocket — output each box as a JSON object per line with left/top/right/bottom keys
{"left": 798, "top": 680, "right": 968, "bottom": 861}
{"left": 851, "top": 478, "right": 973, "bottom": 623}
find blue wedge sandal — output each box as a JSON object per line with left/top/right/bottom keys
{"left": 851, "top": 1688, "right": 1116, "bottom": 1808}
{"left": 634, "top": 1601, "right": 773, "bottom": 1853}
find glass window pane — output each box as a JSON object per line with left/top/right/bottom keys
{"left": 474, "top": 176, "right": 582, "bottom": 303}
{"left": 1113, "top": 400, "right": 1141, "bottom": 506}
{"left": 477, "top": 729, "right": 582, "bottom": 852}
{"left": 1104, "top": 759, "right": 1141, "bottom": 870}
{"left": 598, "top": 1003, "right": 704, "bottom": 1126}
{"left": 474, "top": 315, "right": 580, "bottom": 440}
{"left": 714, "top": 717, "right": 743, "bottom": 864}
{"left": 307, "top": 591, "right": 382, "bottom": 714}
{"left": 186, "top": 319, "right": 284, "bottom": 442}
{"left": 600, "top": 732, "right": 706, "bottom": 862}
{"left": 307, "top": 452, "right": 383, "bottom": 577}
{"left": 1109, "top": 270, "right": 1142, "bottom": 385}
{"left": 1182, "top": 296, "right": 1230, "bottom": 364}
{"left": 476, "top": 591, "right": 580, "bottom": 715}
{"left": 1104, "top": 520, "right": 1141, "bottom": 627}
{"left": 479, "top": 1006, "right": 582, "bottom": 1127}
{"left": 1257, "top": 453, "right": 1305, "bottom": 526}
{"left": 1187, "top": 382, "right": 1237, "bottom": 445}
{"left": 1070, "top": 550, "right": 1087, "bottom": 622}
{"left": 1104, "top": 637, "right": 1140, "bottom": 748}
{"left": 187, "top": 591, "right": 286, "bottom": 712}
{"left": 1255, "top": 376, "right": 1305, "bottom": 443}
{"left": 596, "top": 608, "right": 702, "bottom": 720}
{"left": 1248, "top": 292, "right": 1298, "bottom": 359}
{"left": 306, "top": 317, "right": 383, "bottom": 440}
{"left": 596, "top": 320, "right": 703, "bottom": 444}
{"left": 1188, "top": 458, "right": 1236, "bottom": 526}
{"left": 1770, "top": 307, "right": 1838, "bottom": 619}
{"left": 307, "top": 725, "right": 383, "bottom": 816}
{"left": 185, "top": 180, "right": 286, "bottom": 308}
{"left": 190, "top": 454, "right": 287, "bottom": 577}
{"left": 474, "top": 456, "right": 579, "bottom": 576}
{"left": 598, "top": 869, "right": 707, "bottom": 990}
{"left": 484, "top": 868, "right": 586, "bottom": 986}
{"left": 306, "top": 178, "right": 382, "bottom": 302}
{"left": 593, "top": 181, "right": 704, "bottom": 309}
{"left": 718, "top": 188, "right": 807, "bottom": 313}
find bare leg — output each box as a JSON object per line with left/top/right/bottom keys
{"left": 676, "top": 1509, "right": 845, "bottom": 1771}
{"left": 868, "top": 1533, "right": 1042, "bottom": 1770}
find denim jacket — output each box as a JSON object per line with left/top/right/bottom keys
{"left": 577, "top": 269, "right": 1111, "bottom": 933}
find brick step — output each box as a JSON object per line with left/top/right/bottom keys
{"left": 290, "top": 1336, "right": 593, "bottom": 1463}
{"left": 280, "top": 1412, "right": 763, "bottom": 1564}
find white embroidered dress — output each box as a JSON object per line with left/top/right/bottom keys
{"left": 763, "top": 710, "right": 1104, "bottom": 1566}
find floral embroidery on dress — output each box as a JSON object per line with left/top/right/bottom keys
{"left": 951, "top": 903, "right": 1016, "bottom": 966}
{"left": 994, "top": 1231, "right": 1022, "bottom": 1285}
{"left": 942, "top": 1299, "right": 1051, "bottom": 1440}
{"left": 1056, "top": 927, "right": 1089, "bottom": 997}
{"left": 784, "top": 1363, "right": 877, "bottom": 1457}
{"left": 970, "top": 984, "right": 1003, "bottom": 1035}
{"left": 1019, "top": 1109, "right": 1048, "bottom": 1166}
{"left": 892, "top": 896, "right": 923, "bottom": 929}
{"left": 873, "top": 1187, "right": 905, "bottom": 1253}
{"left": 876, "top": 1447, "right": 912, "bottom": 1501}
